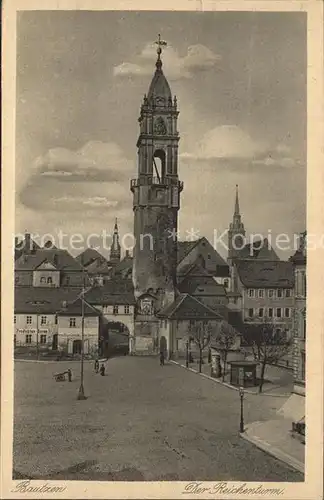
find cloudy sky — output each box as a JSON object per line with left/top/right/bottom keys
{"left": 16, "top": 10, "right": 306, "bottom": 258}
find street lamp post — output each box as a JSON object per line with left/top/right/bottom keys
{"left": 186, "top": 340, "right": 189, "bottom": 368}
{"left": 77, "top": 268, "right": 87, "bottom": 401}
{"left": 239, "top": 386, "right": 245, "bottom": 433}
{"left": 36, "top": 314, "right": 39, "bottom": 360}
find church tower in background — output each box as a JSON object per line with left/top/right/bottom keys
{"left": 227, "top": 185, "right": 246, "bottom": 266}
{"left": 131, "top": 35, "right": 183, "bottom": 318}
{"left": 110, "top": 218, "right": 121, "bottom": 263}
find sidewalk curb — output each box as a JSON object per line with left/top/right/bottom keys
{"left": 240, "top": 428, "right": 304, "bottom": 474}
{"left": 15, "top": 359, "right": 95, "bottom": 364}
{"left": 169, "top": 360, "right": 291, "bottom": 397}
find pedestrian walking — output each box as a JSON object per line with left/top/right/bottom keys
{"left": 159, "top": 351, "right": 165, "bottom": 366}
{"left": 67, "top": 369, "right": 72, "bottom": 382}
{"left": 100, "top": 363, "right": 105, "bottom": 376}
{"left": 94, "top": 359, "right": 99, "bottom": 373}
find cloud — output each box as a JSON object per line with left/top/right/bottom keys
{"left": 35, "top": 141, "right": 133, "bottom": 182}
{"left": 82, "top": 197, "right": 119, "bottom": 208}
{"left": 18, "top": 141, "right": 134, "bottom": 216}
{"left": 252, "top": 156, "right": 297, "bottom": 168}
{"left": 180, "top": 127, "right": 301, "bottom": 169}
{"left": 113, "top": 43, "right": 221, "bottom": 80}
{"left": 180, "top": 125, "right": 267, "bottom": 161}
{"left": 252, "top": 144, "right": 299, "bottom": 168}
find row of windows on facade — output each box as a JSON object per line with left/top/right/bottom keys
{"left": 14, "top": 334, "right": 47, "bottom": 344}
{"left": 15, "top": 276, "right": 74, "bottom": 285}
{"left": 14, "top": 306, "right": 131, "bottom": 326}
{"left": 15, "top": 276, "right": 55, "bottom": 284}
{"left": 246, "top": 307, "right": 292, "bottom": 319}
{"left": 248, "top": 288, "right": 292, "bottom": 299}
{"left": 14, "top": 315, "right": 55, "bottom": 325}
{"left": 160, "top": 319, "right": 210, "bottom": 328}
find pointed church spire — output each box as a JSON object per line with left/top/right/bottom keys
{"left": 228, "top": 184, "right": 246, "bottom": 265}
{"left": 110, "top": 217, "right": 121, "bottom": 264}
{"left": 234, "top": 184, "right": 240, "bottom": 216}
{"left": 146, "top": 34, "right": 171, "bottom": 105}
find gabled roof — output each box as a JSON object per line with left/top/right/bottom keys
{"left": 86, "top": 259, "right": 112, "bottom": 274}
{"left": 57, "top": 297, "right": 100, "bottom": 316}
{"left": 177, "top": 237, "right": 228, "bottom": 272}
{"left": 75, "top": 248, "right": 107, "bottom": 267}
{"left": 113, "top": 255, "right": 133, "bottom": 277}
{"left": 237, "top": 238, "right": 279, "bottom": 261}
{"left": 84, "top": 280, "right": 135, "bottom": 305}
{"left": 157, "top": 294, "right": 223, "bottom": 320}
{"left": 15, "top": 287, "right": 83, "bottom": 314}
{"left": 289, "top": 250, "right": 306, "bottom": 266}
{"left": 15, "top": 248, "right": 83, "bottom": 271}
{"left": 35, "top": 260, "right": 57, "bottom": 271}
{"left": 177, "top": 260, "right": 211, "bottom": 280}
{"left": 177, "top": 240, "right": 200, "bottom": 264}
{"left": 289, "top": 232, "right": 307, "bottom": 266}
{"left": 236, "top": 260, "right": 294, "bottom": 288}
{"left": 178, "top": 274, "right": 227, "bottom": 297}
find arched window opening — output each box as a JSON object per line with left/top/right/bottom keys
{"left": 47, "top": 276, "right": 53, "bottom": 284}
{"left": 153, "top": 149, "right": 166, "bottom": 182}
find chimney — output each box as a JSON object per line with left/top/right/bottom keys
{"left": 25, "top": 233, "right": 31, "bottom": 254}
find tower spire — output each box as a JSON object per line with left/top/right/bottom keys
{"left": 227, "top": 184, "right": 246, "bottom": 265}
{"left": 234, "top": 184, "right": 240, "bottom": 216}
{"left": 110, "top": 217, "right": 121, "bottom": 263}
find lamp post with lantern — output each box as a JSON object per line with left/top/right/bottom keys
{"left": 239, "top": 386, "right": 245, "bottom": 433}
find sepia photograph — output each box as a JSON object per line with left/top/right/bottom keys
{"left": 1, "top": 2, "right": 324, "bottom": 499}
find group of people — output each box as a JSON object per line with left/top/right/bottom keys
{"left": 94, "top": 359, "right": 106, "bottom": 376}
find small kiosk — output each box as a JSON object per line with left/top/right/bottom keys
{"left": 228, "top": 360, "right": 258, "bottom": 388}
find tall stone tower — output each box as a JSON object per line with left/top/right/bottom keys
{"left": 131, "top": 36, "right": 183, "bottom": 313}
{"left": 227, "top": 185, "right": 246, "bottom": 266}
{"left": 110, "top": 218, "right": 121, "bottom": 263}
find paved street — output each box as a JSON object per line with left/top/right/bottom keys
{"left": 13, "top": 356, "right": 303, "bottom": 481}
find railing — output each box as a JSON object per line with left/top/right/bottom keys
{"left": 130, "top": 177, "right": 183, "bottom": 190}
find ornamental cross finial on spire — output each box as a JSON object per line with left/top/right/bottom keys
{"left": 155, "top": 34, "right": 167, "bottom": 69}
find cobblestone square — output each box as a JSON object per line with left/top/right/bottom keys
{"left": 13, "top": 356, "right": 303, "bottom": 481}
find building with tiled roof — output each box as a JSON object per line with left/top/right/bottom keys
{"left": 156, "top": 294, "right": 223, "bottom": 357}
{"left": 76, "top": 248, "right": 108, "bottom": 268}
{"left": 237, "top": 239, "right": 280, "bottom": 261}
{"left": 236, "top": 260, "right": 294, "bottom": 289}
{"left": 177, "top": 237, "right": 229, "bottom": 281}
{"left": 14, "top": 286, "right": 100, "bottom": 355}
{"left": 234, "top": 259, "right": 294, "bottom": 359}
{"left": 15, "top": 247, "right": 88, "bottom": 288}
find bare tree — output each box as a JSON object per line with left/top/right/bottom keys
{"left": 242, "top": 317, "right": 292, "bottom": 393}
{"left": 188, "top": 321, "right": 213, "bottom": 373}
{"left": 214, "top": 320, "right": 239, "bottom": 382}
